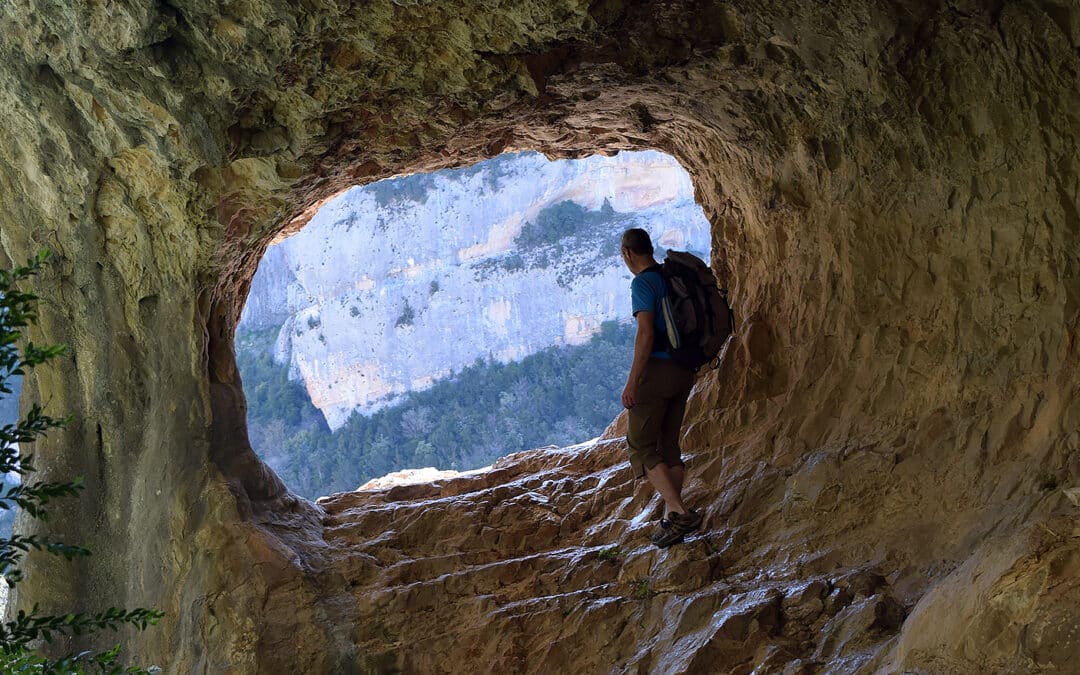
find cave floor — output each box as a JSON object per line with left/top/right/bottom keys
{"left": 314, "top": 437, "right": 911, "bottom": 673}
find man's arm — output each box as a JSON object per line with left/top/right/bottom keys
{"left": 622, "top": 310, "right": 655, "bottom": 408}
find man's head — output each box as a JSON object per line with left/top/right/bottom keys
{"left": 621, "top": 228, "right": 656, "bottom": 273}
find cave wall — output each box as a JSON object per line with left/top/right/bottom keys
{"left": 0, "top": 0, "right": 1076, "bottom": 671}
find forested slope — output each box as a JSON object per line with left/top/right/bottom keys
{"left": 239, "top": 321, "right": 635, "bottom": 498}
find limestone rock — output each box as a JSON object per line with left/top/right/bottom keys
{"left": 240, "top": 150, "right": 711, "bottom": 428}
{"left": 0, "top": 0, "right": 1076, "bottom": 672}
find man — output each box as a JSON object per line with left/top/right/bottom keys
{"left": 620, "top": 228, "right": 702, "bottom": 548}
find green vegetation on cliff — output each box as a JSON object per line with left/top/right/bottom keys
{"left": 238, "top": 321, "right": 635, "bottom": 499}
{"left": 473, "top": 199, "right": 633, "bottom": 284}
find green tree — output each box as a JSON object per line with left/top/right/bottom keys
{"left": 236, "top": 318, "right": 637, "bottom": 500}
{"left": 0, "top": 251, "right": 163, "bottom": 673}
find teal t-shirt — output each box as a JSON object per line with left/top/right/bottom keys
{"left": 630, "top": 266, "right": 671, "bottom": 359}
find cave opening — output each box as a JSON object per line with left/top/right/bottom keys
{"left": 236, "top": 150, "right": 714, "bottom": 500}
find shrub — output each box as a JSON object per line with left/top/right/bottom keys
{"left": 395, "top": 301, "right": 416, "bottom": 328}
{"left": 365, "top": 173, "right": 438, "bottom": 208}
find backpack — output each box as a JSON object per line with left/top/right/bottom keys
{"left": 658, "top": 250, "right": 735, "bottom": 370}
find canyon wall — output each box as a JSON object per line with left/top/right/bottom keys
{"left": 0, "top": 0, "right": 1076, "bottom": 672}
{"left": 240, "top": 150, "right": 711, "bottom": 428}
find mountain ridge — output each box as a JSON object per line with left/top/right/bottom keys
{"left": 239, "top": 150, "right": 711, "bottom": 429}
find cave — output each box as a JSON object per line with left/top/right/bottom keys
{"left": 1, "top": 1, "right": 1077, "bottom": 672}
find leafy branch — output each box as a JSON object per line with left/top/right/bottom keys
{"left": 0, "top": 606, "right": 164, "bottom": 647}
{"left": 0, "top": 250, "right": 162, "bottom": 672}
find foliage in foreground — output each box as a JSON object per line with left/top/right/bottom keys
{"left": 0, "top": 251, "right": 162, "bottom": 673}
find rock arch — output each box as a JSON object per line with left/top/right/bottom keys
{"left": 1, "top": 0, "right": 1076, "bottom": 671}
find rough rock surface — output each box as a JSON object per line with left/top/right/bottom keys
{"left": 240, "top": 150, "right": 710, "bottom": 428}
{"left": 0, "top": 0, "right": 1077, "bottom": 673}
{"left": 319, "top": 438, "right": 918, "bottom": 673}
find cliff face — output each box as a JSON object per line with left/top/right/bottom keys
{"left": 240, "top": 150, "right": 711, "bottom": 428}
{"left": 0, "top": 0, "right": 1077, "bottom": 673}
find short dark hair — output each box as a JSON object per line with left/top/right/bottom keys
{"left": 621, "top": 228, "right": 654, "bottom": 255}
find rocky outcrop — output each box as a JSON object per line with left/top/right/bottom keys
{"left": 318, "top": 437, "right": 922, "bottom": 673}
{"left": 0, "top": 0, "right": 1076, "bottom": 673}
{"left": 240, "top": 150, "right": 711, "bottom": 428}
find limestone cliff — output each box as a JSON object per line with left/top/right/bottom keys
{"left": 0, "top": 0, "right": 1076, "bottom": 673}
{"left": 240, "top": 150, "right": 711, "bottom": 429}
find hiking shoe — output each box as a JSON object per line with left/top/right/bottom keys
{"left": 669, "top": 510, "right": 703, "bottom": 536}
{"left": 652, "top": 520, "right": 684, "bottom": 548}
{"left": 650, "top": 518, "right": 678, "bottom": 545}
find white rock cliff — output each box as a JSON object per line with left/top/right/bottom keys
{"left": 240, "top": 150, "right": 711, "bottom": 429}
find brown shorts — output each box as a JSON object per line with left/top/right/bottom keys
{"left": 626, "top": 358, "right": 695, "bottom": 478}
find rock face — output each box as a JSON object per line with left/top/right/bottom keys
{"left": 318, "top": 438, "right": 920, "bottom": 673}
{"left": 0, "top": 0, "right": 1077, "bottom": 673}
{"left": 240, "top": 150, "right": 711, "bottom": 428}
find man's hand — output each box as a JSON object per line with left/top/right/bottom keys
{"left": 621, "top": 378, "right": 639, "bottom": 409}
{"left": 624, "top": 311, "right": 654, "bottom": 409}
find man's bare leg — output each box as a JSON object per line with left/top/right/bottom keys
{"left": 662, "top": 464, "right": 686, "bottom": 519}
{"left": 645, "top": 462, "right": 689, "bottom": 517}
